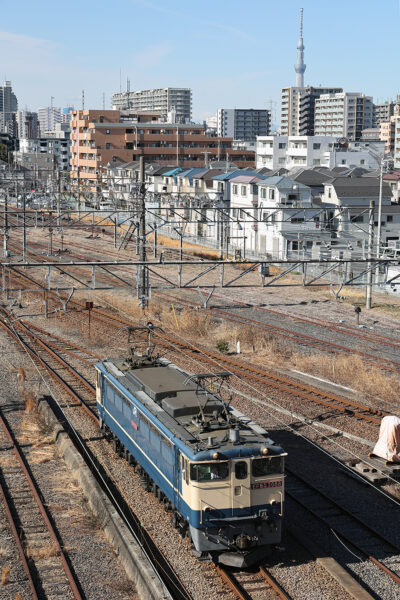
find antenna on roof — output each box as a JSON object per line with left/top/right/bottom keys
{"left": 82, "top": 89, "right": 85, "bottom": 110}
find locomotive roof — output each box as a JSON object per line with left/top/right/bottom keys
{"left": 97, "top": 357, "right": 284, "bottom": 460}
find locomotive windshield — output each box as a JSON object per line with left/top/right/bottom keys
{"left": 252, "top": 456, "right": 283, "bottom": 477}
{"left": 190, "top": 462, "right": 229, "bottom": 482}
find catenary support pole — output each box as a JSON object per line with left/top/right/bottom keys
{"left": 366, "top": 200, "right": 374, "bottom": 309}
{"left": 138, "top": 157, "right": 147, "bottom": 308}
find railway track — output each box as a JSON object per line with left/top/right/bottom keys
{"left": 217, "top": 565, "right": 293, "bottom": 600}
{"left": 1, "top": 260, "right": 387, "bottom": 429}
{"left": 71, "top": 305, "right": 386, "bottom": 426}
{"left": 0, "top": 408, "right": 83, "bottom": 599}
{"left": 156, "top": 292, "right": 400, "bottom": 372}
{"left": 5, "top": 232, "right": 400, "bottom": 377}
{"left": 1, "top": 300, "right": 399, "bottom": 598}
{"left": 0, "top": 311, "right": 194, "bottom": 600}
{"left": 285, "top": 467, "right": 400, "bottom": 587}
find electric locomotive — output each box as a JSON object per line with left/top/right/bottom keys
{"left": 95, "top": 327, "right": 286, "bottom": 567}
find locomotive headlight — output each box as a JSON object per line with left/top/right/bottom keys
{"left": 212, "top": 451, "right": 219, "bottom": 460}
{"left": 262, "top": 448, "right": 269, "bottom": 455}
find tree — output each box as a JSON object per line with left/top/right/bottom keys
{"left": 0, "top": 144, "right": 10, "bottom": 162}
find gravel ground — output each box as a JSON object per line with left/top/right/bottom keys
{"left": 0, "top": 330, "right": 139, "bottom": 600}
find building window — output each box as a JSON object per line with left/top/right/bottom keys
{"left": 232, "top": 184, "right": 238, "bottom": 194}
{"left": 328, "top": 188, "right": 332, "bottom": 198}
{"left": 387, "top": 215, "right": 393, "bottom": 223}
{"left": 313, "top": 143, "right": 321, "bottom": 150}
{"left": 278, "top": 143, "right": 286, "bottom": 149}
{"left": 241, "top": 186, "right": 246, "bottom": 196}
{"left": 360, "top": 159, "right": 365, "bottom": 165}
{"left": 313, "top": 159, "right": 320, "bottom": 165}
{"left": 106, "top": 143, "right": 110, "bottom": 149}
{"left": 106, "top": 129, "right": 110, "bottom": 134}
{"left": 269, "top": 188, "right": 275, "bottom": 200}
{"left": 260, "top": 188, "right": 266, "bottom": 199}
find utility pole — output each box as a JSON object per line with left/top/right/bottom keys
{"left": 3, "top": 188, "right": 8, "bottom": 258}
{"left": 138, "top": 157, "right": 148, "bottom": 308}
{"left": 366, "top": 200, "right": 374, "bottom": 309}
{"left": 22, "top": 191, "right": 26, "bottom": 261}
{"left": 376, "top": 158, "right": 383, "bottom": 258}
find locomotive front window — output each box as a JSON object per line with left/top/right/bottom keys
{"left": 252, "top": 456, "right": 283, "bottom": 477}
{"left": 190, "top": 462, "right": 229, "bottom": 482}
{"left": 235, "top": 461, "right": 248, "bottom": 480}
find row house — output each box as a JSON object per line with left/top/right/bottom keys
{"left": 228, "top": 176, "right": 326, "bottom": 258}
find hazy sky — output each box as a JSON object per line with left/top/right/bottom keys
{"left": 1, "top": 0, "right": 399, "bottom": 122}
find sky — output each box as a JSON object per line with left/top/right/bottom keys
{"left": 1, "top": 0, "right": 399, "bottom": 123}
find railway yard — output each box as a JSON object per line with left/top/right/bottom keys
{"left": 1, "top": 216, "right": 400, "bottom": 600}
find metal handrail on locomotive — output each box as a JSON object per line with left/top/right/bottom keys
{"left": 95, "top": 325, "right": 286, "bottom": 568}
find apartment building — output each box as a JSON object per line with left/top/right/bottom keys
{"left": 217, "top": 108, "right": 271, "bottom": 141}
{"left": 16, "top": 110, "right": 39, "bottom": 139}
{"left": 18, "top": 135, "right": 70, "bottom": 171}
{"left": 0, "top": 80, "right": 18, "bottom": 135}
{"left": 111, "top": 88, "right": 192, "bottom": 122}
{"left": 69, "top": 109, "right": 255, "bottom": 189}
{"left": 394, "top": 114, "right": 400, "bottom": 169}
{"left": 373, "top": 97, "right": 400, "bottom": 127}
{"left": 256, "top": 135, "right": 382, "bottom": 170}
{"left": 380, "top": 104, "right": 400, "bottom": 154}
{"left": 38, "top": 106, "right": 61, "bottom": 135}
{"left": 281, "top": 86, "right": 342, "bottom": 135}
{"left": 314, "top": 92, "right": 373, "bottom": 140}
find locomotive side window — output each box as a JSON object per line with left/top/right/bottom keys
{"left": 235, "top": 461, "right": 248, "bottom": 480}
{"left": 190, "top": 462, "right": 229, "bottom": 482}
{"left": 252, "top": 457, "right": 283, "bottom": 477}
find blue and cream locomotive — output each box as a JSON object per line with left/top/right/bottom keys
{"left": 95, "top": 333, "right": 286, "bottom": 567}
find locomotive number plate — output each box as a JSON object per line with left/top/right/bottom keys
{"left": 251, "top": 480, "right": 282, "bottom": 490}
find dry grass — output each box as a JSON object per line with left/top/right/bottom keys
{"left": 1, "top": 565, "right": 10, "bottom": 586}
{"left": 24, "top": 391, "right": 36, "bottom": 414}
{"left": 26, "top": 543, "right": 59, "bottom": 560}
{"left": 90, "top": 285, "right": 400, "bottom": 405}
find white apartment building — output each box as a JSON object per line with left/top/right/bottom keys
{"left": 281, "top": 86, "right": 342, "bottom": 136}
{"left": 19, "top": 136, "right": 70, "bottom": 171}
{"left": 256, "top": 136, "right": 383, "bottom": 170}
{"left": 38, "top": 106, "right": 61, "bottom": 135}
{"left": 394, "top": 115, "right": 400, "bottom": 169}
{"left": 217, "top": 108, "right": 271, "bottom": 141}
{"left": 111, "top": 88, "right": 192, "bottom": 122}
{"left": 314, "top": 92, "right": 373, "bottom": 140}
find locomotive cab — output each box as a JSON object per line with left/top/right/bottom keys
{"left": 185, "top": 450, "right": 286, "bottom": 566}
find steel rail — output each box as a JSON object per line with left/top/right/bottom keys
{"left": 193, "top": 288, "right": 400, "bottom": 350}
{"left": 216, "top": 566, "right": 251, "bottom": 600}
{"left": 0, "top": 409, "right": 83, "bottom": 599}
{"left": 0, "top": 314, "right": 193, "bottom": 600}
{"left": 79, "top": 306, "right": 385, "bottom": 425}
{"left": 258, "top": 566, "right": 293, "bottom": 599}
{"left": 155, "top": 292, "right": 400, "bottom": 372}
{"left": 0, "top": 476, "right": 38, "bottom": 599}
{"left": 285, "top": 468, "right": 400, "bottom": 587}
{"left": 0, "top": 317, "right": 98, "bottom": 423}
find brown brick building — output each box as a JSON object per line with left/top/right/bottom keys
{"left": 70, "top": 109, "right": 255, "bottom": 188}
